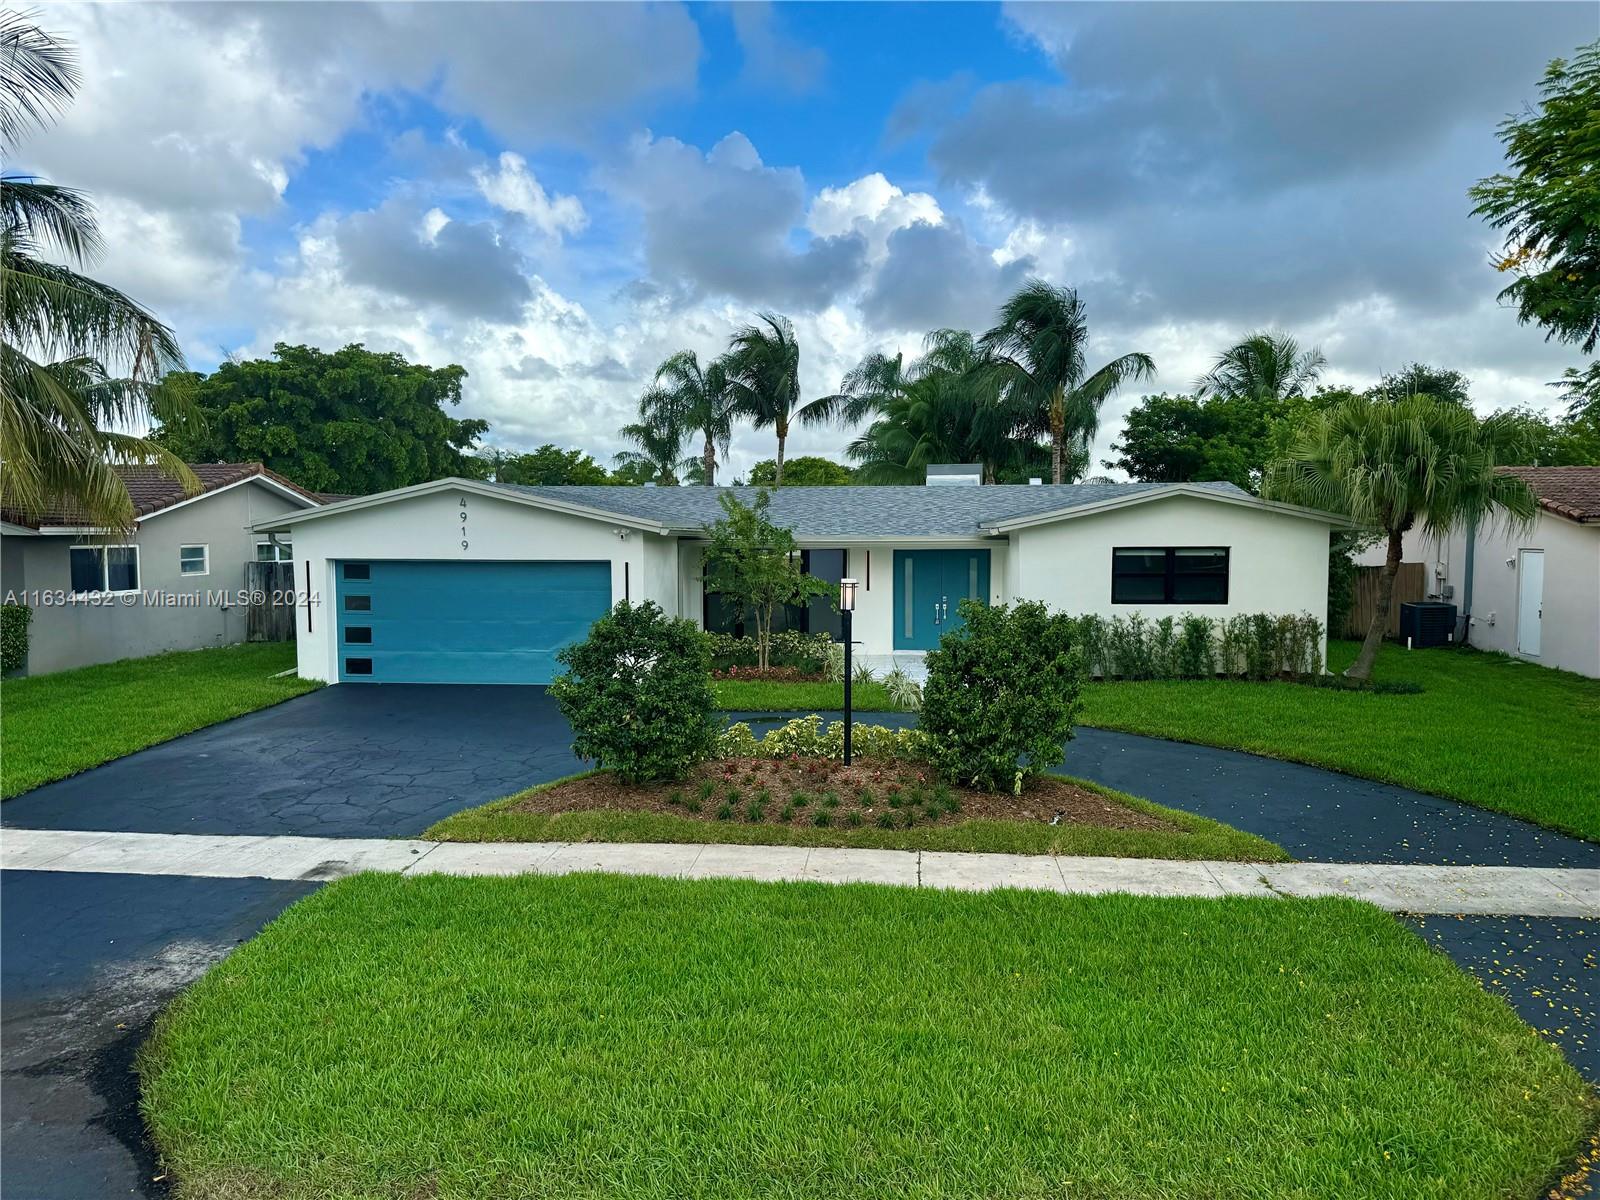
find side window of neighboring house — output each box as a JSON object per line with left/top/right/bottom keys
{"left": 179, "top": 545, "right": 209, "bottom": 576}
{"left": 255, "top": 540, "right": 293, "bottom": 562}
{"left": 68, "top": 545, "right": 140, "bottom": 594}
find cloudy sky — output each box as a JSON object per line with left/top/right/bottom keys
{"left": 21, "top": 2, "right": 1597, "bottom": 479}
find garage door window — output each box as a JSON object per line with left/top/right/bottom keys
{"left": 345, "top": 657, "right": 373, "bottom": 675}
{"left": 344, "top": 594, "right": 371, "bottom": 612}
{"left": 344, "top": 562, "right": 370, "bottom": 580}
{"left": 344, "top": 626, "right": 372, "bottom": 644}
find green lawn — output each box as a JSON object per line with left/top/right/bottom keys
{"left": 142, "top": 873, "right": 1592, "bottom": 1200}
{"left": 1078, "top": 640, "right": 1600, "bottom": 842}
{"left": 424, "top": 771, "right": 1287, "bottom": 861}
{"left": 713, "top": 678, "right": 901, "bottom": 711}
{"left": 0, "top": 644, "right": 320, "bottom": 798}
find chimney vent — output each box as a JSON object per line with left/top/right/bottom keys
{"left": 925, "top": 463, "right": 982, "bottom": 486}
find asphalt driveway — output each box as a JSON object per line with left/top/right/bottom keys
{"left": 4, "top": 686, "right": 1598, "bottom": 1198}
{"left": 1, "top": 685, "right": 584, "bottom": 839}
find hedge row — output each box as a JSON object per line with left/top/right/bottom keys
{"left": 1, "top": 603, "right": 31, "bottom": 673}
{"left": 1066, "top": 612, "right": 1325, "bottom": 681}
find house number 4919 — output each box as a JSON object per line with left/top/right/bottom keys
{"left": 458, "top": 495, "right": 469, "bottom": 551}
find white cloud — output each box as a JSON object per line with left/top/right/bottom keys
{"left": 807, "top": 173, "right": 943, "bottom": 266}
{"left": 473, "top": 152, "right": 587, "bottom": 240}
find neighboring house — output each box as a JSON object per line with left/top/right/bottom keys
{"left": 1, "top": 464, "right": 323, "bottom": 675}
{"left": 254, "top": 475, "right": 1343, "bottom": 686}
{"left": 1356, "top": 466, "right": 1600, "bottom": 678}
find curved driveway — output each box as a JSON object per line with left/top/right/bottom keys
{"left": 3, "top": 686, "right": 1598, "bottom": 1199}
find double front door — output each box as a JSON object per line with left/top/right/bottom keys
{"left": 893, "top": 549, "right": 991, "bottom": 650}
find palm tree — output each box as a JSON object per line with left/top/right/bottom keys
{"left": 979, "top": 280, "right": 1155, "bottom": 484}
{"left": 1196, "top": 331, "right": 1325, "bottom": 403}
{"left": 813, "top": 349, "right": 908, "bottom": 429}
{"left": 613, "top": 417, "right": 687, "bottom": 486}
{"left": 1264, "top": 393, "right": 1536, "bottom": 682}
{"left": 1, "top": 12, "right": 198, "bottom": 531}
{"left": 847, "top": 330, "right": 1032, "bottom": 483}
{"left": 639, "top": 350, "right": 735, "bottom": 486}
{"left": 724, "top": 312, "right": 835, "bottom": 487}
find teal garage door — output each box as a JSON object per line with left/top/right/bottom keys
{"left": 335, "top": 560, "right": 611, "bottom": 684}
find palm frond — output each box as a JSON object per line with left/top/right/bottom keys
{"left": 0, "top": 11, "right": 78, "bottom": 150}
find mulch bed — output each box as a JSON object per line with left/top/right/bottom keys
{"left": 509, "top": 757, "right": 1178, "bottom": 832}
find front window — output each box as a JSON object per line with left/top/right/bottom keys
{"left": 179, "top": 544, "right": 209, "bottom": 575}
{"left": 703, "top": 548, "right": 845, "bottom": 638}
{"left": 1112, "top": 547, "right": 1229, "bottom": 605}
{"left": 255, "top": 540, "right": 293, "bottom": 562}
{"left": 69, "top": 545, "right": 140, "bottom": 594}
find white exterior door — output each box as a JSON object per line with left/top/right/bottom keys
{"left": 1517, "top": 549, "right": 1544, "bottom": 657}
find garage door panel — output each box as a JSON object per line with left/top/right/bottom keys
{"left": 335, "top": 560, "right": 610, "bottom": 685}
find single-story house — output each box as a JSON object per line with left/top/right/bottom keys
{"left": 1, "top": 463, "right": 324, "bottom": 675}
{"left": 254, "top": 476, "right": 1342, "bottom": 686}
{"left": 1357, "top": 466, "right": 1599, "bottom": 678}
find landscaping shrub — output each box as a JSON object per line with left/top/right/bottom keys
{"left": 1077, "top": 611, "right": 1325, "bottom": 682}
{"left": 715, "top": 717, "right": 926, "bottom": 762}
{"left": 920, "top": 599, "right": 1086, "bottom": 792}
{"left": 549, "top": 601, "right": 718, "bottom": 783}
{"left": 0, "top": 603, "right": 31, "bottom": 673}
{"left": 882, "top": 666, "right": 922, "bottom": 712}
{"left": 707, "top": 630, "right": 832, "bottom": 675}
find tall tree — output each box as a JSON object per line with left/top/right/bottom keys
{"left": 1470, "top": 39, "right": 1600, "bottom": 353}
{"left": 640, "top": 350, "right": 735, "bottom": 486}
{"left": 724, "top": 312, "right": 833, "bottom": 486}
{"left": 1380, "top": 362, "right": 1472, "bottom": 405}
{"left": 746, "top": 455, "right": 853, "bottom": 487}
{"left": 1196, "top": 331, "right": 1326, "bottom": 403}
{"left": 1106, "top": 393, "right": 1297, "bottom": 492}
{"left": 613, "top": 417, "right": 686, "bottom": 486}
{"left": 477, "top": 444, "right": 612, "bottom": 486}
{"left": 846, "top": 330, "right": 1039, "bottom": 484}
{"left": 156, "top": 343, "right": 486, "bottom": 495}
{"left": 979, "top": 280, "right": 1155, "bottom": 484}
{"left": 1265, "top": 393, "right": 1536, "bottom": 682}
{"left": 1, "top": 12, "right": 200, "bottom": 530}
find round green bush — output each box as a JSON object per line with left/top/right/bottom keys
{"left": 548, "top": 600, "right": 719, "bottom": 783}
{"left": 920, "top": 599, "right": 1086, "bottom": 792}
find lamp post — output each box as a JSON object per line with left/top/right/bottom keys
{"left": 839, "top": 578, "right": 858, "bottom": 765}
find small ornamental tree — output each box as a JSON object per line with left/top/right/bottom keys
{"left": 920, "top": 600, "right": 1086, "bottom": 792}
{"left": 701, "top": 490, "right": 832, "bottom": 670}
{"left": 548, "top": 601, "right": 718, "bottom": 783}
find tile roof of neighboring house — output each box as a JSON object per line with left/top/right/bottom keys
{"left": 1499, "top": 466, "right": 1600, "bottom": 523}
{"left": 3, "top": 463, "right": 322, "bottom": 529}
{"left": 495, "top": 480, "right": 1258, "bottom": 538}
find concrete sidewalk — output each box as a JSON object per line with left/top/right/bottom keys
{"left": 5, "top": 828, "right": 1598, "bottom": 916}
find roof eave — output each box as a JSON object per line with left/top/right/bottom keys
{"left": 251, "top": 477, "right": 670, "bottom": 535}
{"left": 982, "top": 484, "right": 1352, "bottom": 533}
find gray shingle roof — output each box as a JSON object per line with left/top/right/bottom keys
{"left": 493, "top": 481, "right": 1252, "bottom": 538}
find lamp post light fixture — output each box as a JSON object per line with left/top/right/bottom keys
{"left": 839, "top": 578, "right": 858, "bottom": 765}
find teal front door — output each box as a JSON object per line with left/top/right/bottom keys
{"left": 893, "top": 549, "right": 991, "bottom": 650}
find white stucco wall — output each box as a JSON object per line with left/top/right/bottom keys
{"left": 1009, "top": 494, "right": 1332, "bottom": 625}
{"left": 1358, "top": 514, "right": 1599, "bottom": 677}
{"left": 280, "top": 488, "right": 659, "bottom": 683}
{"left": 1386, "top": 515, "right": 1599, "bottom": 677}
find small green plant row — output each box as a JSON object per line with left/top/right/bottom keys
{"left": 670, "top": 774, "right": 961, "bottom": 827}
{"left": 707, "top": 629, "right": 834, "bottom": 675}
{"left": 717, "top": 716, "right": 928, "bottom": 762}
{"left": 1067, "top": 612, "right": 1325, "bottom": 682}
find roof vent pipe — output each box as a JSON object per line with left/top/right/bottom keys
{"left": 1028, "top": 478, "right": 1042, "bottom": 486}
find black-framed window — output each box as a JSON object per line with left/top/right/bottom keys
{"left": 703, "top": 548, "right": 845, "bottom": 639}
{"left": 1112, "top": 547, "right": 1229, "bottom": 605}
{"left": 344, "top": 626, "right": 373, "bottom": 644}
